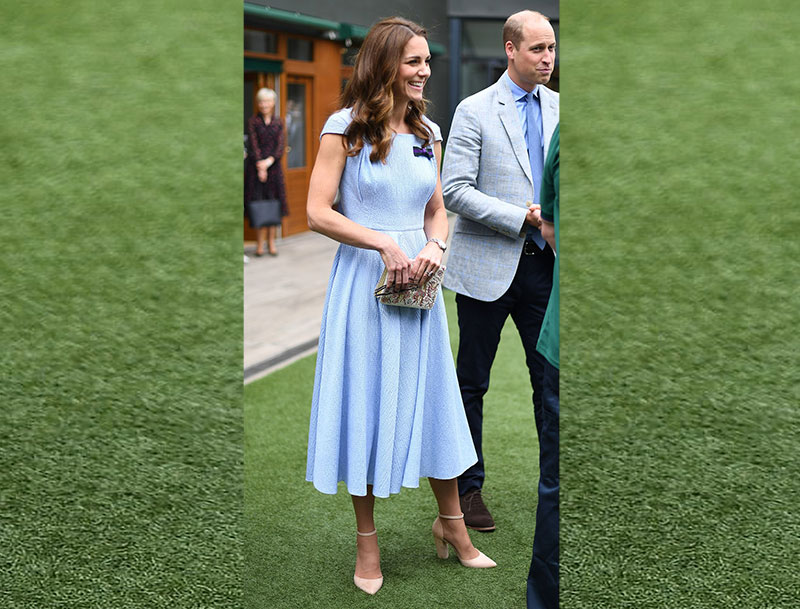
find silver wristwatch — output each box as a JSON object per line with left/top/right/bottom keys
{"left": 427, "top": 237, "right": 447, "bottom": 252}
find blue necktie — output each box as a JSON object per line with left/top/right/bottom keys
{"left": 525, "top": 91, "right": 546, "bottom": 249}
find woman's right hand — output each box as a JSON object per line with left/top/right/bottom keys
{"left": 378, "top": 236, "right": 412, "bottom": 291}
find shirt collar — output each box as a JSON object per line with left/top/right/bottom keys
{"left": 504, "top": 72, "right": 539, "bottom": 102}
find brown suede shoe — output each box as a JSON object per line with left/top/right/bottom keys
{"left": 460, "top": 489, "right": 496, "bottom": 532}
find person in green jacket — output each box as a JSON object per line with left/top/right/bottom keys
{"left": 527, "top": 124, "right": 559, "bottom": 609}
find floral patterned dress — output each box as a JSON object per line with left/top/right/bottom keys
{"left": 244, "top": 114, "right": 288, "bottom": 217}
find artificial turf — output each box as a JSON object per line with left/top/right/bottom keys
{"left": 2, "top": 1, "right": 242, "bottom": 607}
{"left": 244, "top": 289, "right": 539, "bottom": 608}
{"left": 4, "top": 0, "right": 799, "bottom": 607}
{"left": 561, "top": 1, "right": 800, "bottom": 607}
{"left": 246, "top": 3, "right": 800, "bottom": 608}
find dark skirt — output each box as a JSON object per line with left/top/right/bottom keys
{"left": 244, "top": 159, "right": 288, "bottom": 217}
{"left": 244, "top": 114, "right": 288, "bottom": 219}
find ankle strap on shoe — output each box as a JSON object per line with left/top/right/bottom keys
{"left": 438, "top": 513, "right": 464, "bottom": 520}
{"left": 356, "top": 529, "right": 377, "bottom": 536}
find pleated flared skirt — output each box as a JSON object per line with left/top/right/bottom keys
{"left": 305, "top": 230, "right": 477, "bottom": 498}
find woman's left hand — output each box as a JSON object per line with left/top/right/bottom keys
{"left": 410, "top": 242, "right": 443, "bottom": 284}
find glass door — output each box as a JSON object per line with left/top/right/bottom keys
{"left": 281, "top": 75, "right": 313, "bottom": 235}
{"left": 285, "top": 77, "right": 311, "bottom": 170}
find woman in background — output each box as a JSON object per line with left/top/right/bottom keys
{"left": 245, "top": 87, "right": 287, "bottom": 256}
{"left": 304, "top": 17, "right": 496, "bottom": 596}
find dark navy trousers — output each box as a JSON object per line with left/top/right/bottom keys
{"left": 455, "top": 244, "right": 554, "bottom": 496}
{"left": 527, "top": 360, "right": 559, "bottom": 609}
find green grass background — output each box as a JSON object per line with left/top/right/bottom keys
{"left": 561, "top": 1, "right": 800, "bottom": 607}
{"left": 1, "top": 1, "right": 242, "bottom": 607}
{"left": 245, "top": 290, "right": 537, "bottom": 608}
{"left": 3, "top": 0, "right": 799, "bottom": 607}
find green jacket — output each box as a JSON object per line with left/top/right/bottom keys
{"left": 536, "top": 124, "right": 559, "bottom": 369}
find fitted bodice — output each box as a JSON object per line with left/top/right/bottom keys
{"left": 338, "top": 135, "right": 437, "bottom": 230}
{"left": 321, "top": 109, "right": 441, "bottom": 232}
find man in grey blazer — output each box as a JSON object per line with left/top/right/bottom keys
{"left": 442, "top": 10, "right": 559, "bottom": 538}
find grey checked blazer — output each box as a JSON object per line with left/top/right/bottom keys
{"left": 442, "top": 72, "right": 559, "bottom": 302}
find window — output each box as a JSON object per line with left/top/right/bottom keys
{"left": 461, "top": 20, "right": 504, "bottom": 57}
{"left": 287, "top": 38, "right": 313, "bottom": 61}
{"left": 244, "top": 29, "right": 277, "bottom": 54}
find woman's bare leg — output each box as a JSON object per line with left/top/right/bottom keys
{"left": 352, "top": 487, "right": 382, "bottom": 579}
{"left": 428, "top": 477, "right": 479, "bottom": 560}
{"left": 255, "top": 227, "right": 267, "bottom": 255}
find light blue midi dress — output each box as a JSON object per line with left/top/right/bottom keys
{"left": 305, "top": 109, "right": 478, "bottom": 498}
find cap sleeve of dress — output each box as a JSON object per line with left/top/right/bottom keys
{"left": 422, "top": 115, "right": 442, "bottom": 143}
{"left": 320, "top": 108, "right": 353, "bottom": 139}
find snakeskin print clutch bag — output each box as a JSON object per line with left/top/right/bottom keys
{"left": 373, "top": 266, "right": 445, "bottom": 310}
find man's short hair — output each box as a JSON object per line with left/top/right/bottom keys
{"left": 503, "top": 10, "right": 549, "bottom": 50}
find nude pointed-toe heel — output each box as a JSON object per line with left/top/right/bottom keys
{"left": 353, "top": 529, "right": 383, "bottom": 595}
{"left": 432, "top": 514, "right": 497, "bottom": 568}
{"left": 353, "top": 574, "right": 384, "bottom": 595}
{"left": 455, "top": 549, "right": 496, "bottom": 568}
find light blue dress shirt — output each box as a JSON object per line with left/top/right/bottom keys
{"left": 506, "top": 74, "right": 543, "bottom": 153}
{"left": 503, "top": 73, "right": 546, "bottom": 248}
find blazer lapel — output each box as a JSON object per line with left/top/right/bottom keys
{"left": 496, "top": 80, "right": 533, "bottom": 186}
{"left": 541, "top": 91, "right": 559, "bottom": 157}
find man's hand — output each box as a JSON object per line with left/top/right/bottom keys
{"left": 541, "top": 220, "right": 556, "bottom": 251}
{"left": 525, "top": 204, "right": 542, "bottom": 229}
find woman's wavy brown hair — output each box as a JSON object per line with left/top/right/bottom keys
{"left": 340, "top": 17, "right": 434, "bottom": 163}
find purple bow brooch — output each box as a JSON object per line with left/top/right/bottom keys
{"left": 413, "top": 145, "right": 434, "bottom": 159}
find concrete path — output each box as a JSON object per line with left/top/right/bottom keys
{"left": 244, "top": 230, "right": 338, "bottom": 384}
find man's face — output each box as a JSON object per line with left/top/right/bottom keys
{"left": 506, "top": 18, "right": 556, "bottom": 89}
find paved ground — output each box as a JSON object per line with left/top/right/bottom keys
{"left": 243, "top": 231, "right": 338, "bottom": 384}
{"left": 244, "top": 216, "right": 456, "bottom": 385}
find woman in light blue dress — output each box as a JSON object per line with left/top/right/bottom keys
{"left": 305, "top": 17, "right": 497, "bottom": 595}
